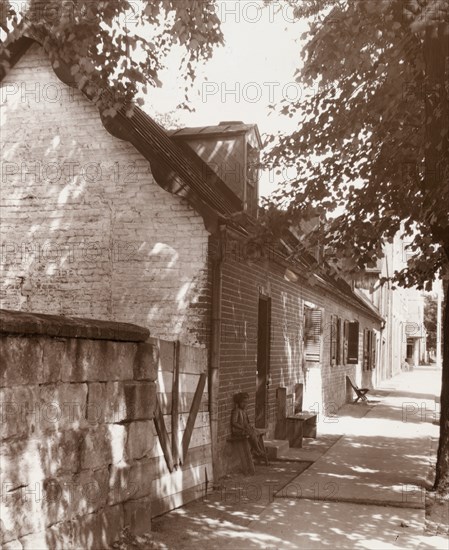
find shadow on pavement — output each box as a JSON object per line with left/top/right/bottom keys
{"left": 146, "top": 368, "right": 445, "bottom": 549}
{"left": 151, "top": 461, "right": 311, "bottom": 549}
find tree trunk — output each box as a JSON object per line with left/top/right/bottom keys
{"left": 434, "top": 281, "right": 449, "bottom": 493}
{"left": 424, "top": 24, "right": 449, "bottom": 494}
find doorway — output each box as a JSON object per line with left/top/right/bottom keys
{"left": 406, "top": 340, "right": 414, "bottom": 361}
{"left": 255, "top": 295, "right": 271, "bottom": 428}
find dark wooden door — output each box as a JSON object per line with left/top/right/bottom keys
{"left": 256, "top": 296, "right": 271, "bottom": 428}
{"left": 407, "top": 341, "right": 413, "bottom": 361}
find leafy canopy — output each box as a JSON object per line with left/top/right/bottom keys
{"left": 0, "top": 0, "right": 223, "bottom": 114}
{"left": 262, "top": 0, "right": 449, "bottom": 290}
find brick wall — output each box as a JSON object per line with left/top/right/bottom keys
{"left": 215, "top": 233, "right": 382, "bottom": 474}
{"left": 320, "top": 303, "right": 379, "bottom": 415}
{"left": 0, "top": 43, "right": 210, "bottom": 346}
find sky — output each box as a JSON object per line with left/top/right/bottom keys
{"left": 143, "top": 1, "right": 308, "bottom": 198}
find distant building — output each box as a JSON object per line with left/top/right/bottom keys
{"left": 354, "top": 232, "right": 427, "bottom": 379}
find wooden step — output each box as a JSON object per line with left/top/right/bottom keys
{"left": 264, "top": 439, "right": 290, "bottom": 460}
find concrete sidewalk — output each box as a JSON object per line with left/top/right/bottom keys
{"left": 240, "top": 367, "right": 447, "bottom": 549}
{"left": 150, "top": 367, "right": 447, "bottom": 549}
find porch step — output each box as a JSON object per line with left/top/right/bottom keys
{"left": 263, "top": 439, "right": 290, "bottom": 460}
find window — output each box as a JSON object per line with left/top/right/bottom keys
{"left": 304, "top": 306, "right": 322, "bottom": 362}
{"left": 363, "top": 329, "right": 376, "bottom": 370}
{"left": 344, "top": 320, "right": 359, "bottom": 365}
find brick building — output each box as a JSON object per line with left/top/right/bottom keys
{"left": 1, "top": 28, "right": 384, "bottom": 488}
{"left": 168, "top": 124, "right": 384, "bottom": 475}
{"left": 205, "top": 225, "right": 383, "bottom": 475}
{"left": 0, "top": 30, "right": 222, "bottom": 527}
{"left": 0, "top": 35, "right": 215, "bottom": 346}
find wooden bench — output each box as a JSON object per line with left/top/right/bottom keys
{"left": 346, "top": 376, "right": 369, "bottom": 403}
{"left": 286, "top": 412, "right": 317, "bottom": 447}
{"left": 227, "top": 429, "right": 268, "bottom": 475}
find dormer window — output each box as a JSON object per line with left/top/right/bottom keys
{"left": 169, "top": 121, "right": 262, "bottom": 219}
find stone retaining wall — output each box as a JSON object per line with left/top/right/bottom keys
{"left": 0, "top": 309, "right": 158, "bottom": 549}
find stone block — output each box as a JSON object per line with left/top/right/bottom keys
{"left": 104, "top": 341, "right": 138, "bottom": 381}
{"left": 39, "top": 429, "right": 84, "bottom": 475}
{"left": 0, "top": 485, "right": 44, "bottom": 540}
{"left": 38, "top": 383, "right": 88, "bottom": 432}
{"left": 1, "top": 468, "right": 84, "bottom": 537}
{"left": 109, "top": 459, "right": 154, "bottom": 505}
{"left": 87, "top": 382, "right": 156, "bottom": 424}
{"left": 40, "top": 337, "right": 74, "bottom": 384}
{"left": 0, "top": 386, "right": 39, "bottom": 440}
{"left": 62, "top": 339, "right": 135, "bottom": 382}
{"left": 60, "top": 339, "right": 82, "bottom": 382}
{"left": 123, "top": 382, "right": 156, "bottom": 420}
{"left": 19, "top": 521, "right": 71, "bottom": 550}
{"left": 1, "top": 438, "right": 42, "bottom": 488}
{"left": 19, "top": 532, "right": 47, "bottom": 550}
{"left": 123, "top": 496, "right": 152, "bottom": 536}
{"left": 3, "top": 470, "right": 99, "bottom": 527}
{"left": 71, "top": 504, "right": 123, "bottom": 549}
{"left": 0, "top": 335, "right": 44, "bottom": 387}
{"left": 2, "top": 539, "right": 23, "bottom": 549}
{"left": 126, "top": 421, "right": 155, "bottom": 460}
{"left": 86, "top": 382, "right": 126, "bottom": 424}
{"left": 31, "top": 477, "right": 74, "bottom": 528}
{"left": 80, "top": 424, "right": 126, "bottom": 470}
{"left": 0, "top": 517, "right": 21, "bottom": 546}
{"left": 134, "top": 341, "right": 159, "bottom": 381}
{"left": 69, "top": 467, "right": 110, "bottom": 517}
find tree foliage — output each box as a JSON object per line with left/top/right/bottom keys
{"left": 0, "top": 0, "right": 223, "bottom": 114}
{"left": 261, "top": 0, "right": 449, "bottom": 496}
{"left": 262, "top": 0, "right": 449, "bottom": 290}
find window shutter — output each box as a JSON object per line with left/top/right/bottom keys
{"left": 336, "top": 317, "right": 342, "bottom": 365}
{"left": 362, "top": 330, "right": 377, "bottom": 370}
{"left": 363, "top": 329, "right": 369, "bottom": 370}
{"left": 304, "top": 307, "right": 322, "bottom": 362}
{"left": 343, "top": 320, "right": 349, "bottom": 364}
{"left": 330, "top": 315, "right": 338, "bottom": 365}
{"left": 347, "top": 321, "right": 359, "bottom": 364}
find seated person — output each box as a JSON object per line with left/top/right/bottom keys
{"left": 231, "top": 392, "right": 266, "bottom": 459}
